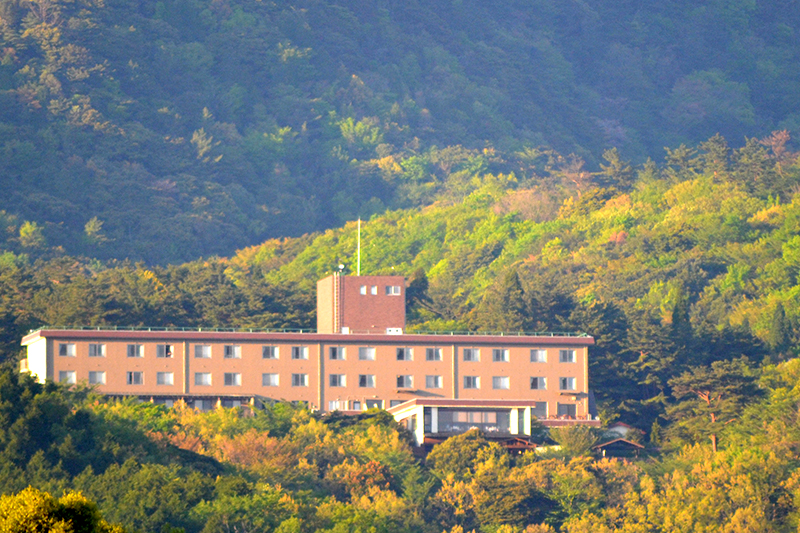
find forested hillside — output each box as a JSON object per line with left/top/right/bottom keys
{"left": 1, "top": 0, "right": 799, "bottom": 261}
{"left": 2, "top": 133, "right": 799, "bottom": 432}
{"left": 3, "top": 357, "right": 800, "bottom": 532}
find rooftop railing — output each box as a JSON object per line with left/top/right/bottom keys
{"left": 27, "top": 325, "right": 591, "bottom": 338}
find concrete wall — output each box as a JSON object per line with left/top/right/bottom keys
{"left": 23, "top": 330, "right": 593, "bottom": 416}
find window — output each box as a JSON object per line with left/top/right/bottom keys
{"left": 530, "top": 377, "right": 546, "bottom": 390}
{"left": 426, "top": 348, "right": 442, "bottom": 361}
{"left": 329, "top": 374, "right": 346, "bottom": 387}
{"left": 557, "top": 403, "right": 577, "bottom": 417}
{"left": 386, "top": 285, "right": 401, "bottom": 295}
{"left": 88, "top": 344, "right": 105, "bottom": 357}
{"left": 559, "top": 349, "right": 576, "bottom": 363}
{"left": 157, "top": 372, "right": 174, "bottom": 385}
{"left": 396, "top": 347, "right": 412, "bottom": 361}
{"left": 463, "top": 348, "right": 479, "bottom": 362}
{"left": 127, "top": 344, "right": 143, "bottom": 358}
{"left": 59, "top": 370, "right": 76, "bottom": 384}
{"left": 359, "top": 374, "right": 375, "bottom": 388}
{"left": 291, "top": 346, "right": 308, "bottom": 360}
{"left": 371, "top": 285, "right": 378, "bottom": 295}
{"left": 352, "top": 401, "right": 362, "bottom": 411}
{"left": 360, "top": 285, "right": 367, "bottom": 295}
{"left": 390, "top": 400, "right": 405, "bottom": 407}
{"left": 88, "top": 371, "right": 106, "bottom": 385}
{"left": 224, "top": 372, "right": 241, "bottom": 386}
{"left": 195, "top": 345, "right": 211, "bottom": 358}
{"left": 291, "top": 373, "right": 308, "bottom": 387}
{"left": 530, "top": 349, "right": 547, "bottom": 363}
{"left": 194, "top": 372, "right": 211, "bottom": 386}
{"left": 262, "top": 346, "right": 278, "bottom": 359}
{"left": 532, "top": 402, "right": 547, "bottom": 418}
{"left": 127, "top": 371, "right": 143, "bottom": 385}
{"left": 559, "top": 377, "right": 576, "bottom": 391}
{"left": 397, "top": 375, "right": 413, "bottom": 388}
{"left": 224, "top": 345, "right": 241, "bottom": 359}
{"left": 329, "top": 400, "right": 345, "bottom": 411}
{"left": 58, "top": 343, "right": 76, "bottom": 357}
{"left": 358, "top": 347, "right": 375, "bottom": 360}
{"left": 492, "top": 376, "right": 510, "bottom": 390}
{"left": 262, "top": 373, "right": 279, "bottom": 387}
{"left": 463, "top": 376, "right": 480, "bottom": 389}
{"left": 365, "top": 399, "right": 383, "bottom": 409}
{"left": 492, "top": 349, "right": 509, "bottom": 362}
{"left": 329, "top": 347, "right": 345, "bottom": 360}
{"left": 426, "top": 375, "right": 442, "bottom": 389}
{"left": 156, "top": 344, "right": 173, "bottom": 358}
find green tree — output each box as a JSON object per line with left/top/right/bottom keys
{"left": 666, "top": 358, "right": 761, "bottom": 452}
{"left": 0, "top": 487, "right": 124, "bottom": 533}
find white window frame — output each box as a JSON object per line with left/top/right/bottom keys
{"left": 127, "top": 344, "right": 143, "bottom": 358}
{"left": 59, "top": 370, "right": 76, "bottom": 384}
{"left": 262, "top": 346, "right": 279, "bottom": 359}
{"left": 329, "top": 374, "right": 346, "bottom": 387}
{"left": 360, "top": 285, "right": 367, "bottom": 295}
{"left": 156, "top": 344, "right": 173, "bottom": 358}
{"left": 194, "top": 372, "right": 211, "bottom": 386}
{"left": 58, "top": 343, "right": 76, "bottom": 357}
{"left": 426, "top": 348, "right": 442, "bottom": 361}
{"left": 530, "top": 376, "right": 546, "bottom": 390}
{"left": 559, "top": 349, "right": 576, "bottom": 363}
{"left": 425, "top": 375, "right": 442, "bottom": 389}
{"left": 358, "top": 347, "right": 376, "bottom": 360}
{"left": 397, "top": 375, "right": 413, "bottom": 388}
{"left": 396, "top": 347, "right": 413, "bottom": 361}
{"left": 559, "top": 377, "right": 577, "bottom": 391}
{"left": 492, "top": 376, "right": 510, "bottom": 390}
{"left": 291, "top": 346, "right": 308, "bottom": 360}
{"left": 370, "top": 285, "right": 378, "bottom": 295}
{"left": 530, "top": 349, "right": 547, "bottom": 363}
{"left": 463, "top": 376, "right": 480, "bottom": 389}
{"left": 262, "top": 373, "right": 279, "bottom": 386}
{"left": 224, "top": 372, "right": 241, "bottom": 386}
{"left": 291, "top": 373, "right": 308, "bottom": 387}
{"left": 88, "top": 343, "right": 106, "bottom": 357}
{"left": 462, "top": 348, "right": 479, "bottom": 362}
{"left": 328, "top": 400, "right": 346, "bottom": 411}
{"left": 492, "top": 349, "right": 509, "bottom": 362}
{"left": 157, "top": 372, "right": 174, "bottom": 386}
{"left": 329, "top": 347, "right": 345, "bottom": 360}
{"left": 127, "top": 371, "right": 143, "bottom": 385}
{"left": 385, "top": 285, "right": 401, "bottom": 295}
{"left": 358, "top": 374, "right": 375, "bottom": 388}
{"left": 224, "top": 345, "right": 241, "bottom": 359}
{"left": 88, "top": 371, "right": 106, "bottom": 385}
{"left": 195, "top": 345, "right": 211, "bottom": 358}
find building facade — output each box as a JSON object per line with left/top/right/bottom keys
{"left": 21, "top": 274, "right": 598, "bottom": 444}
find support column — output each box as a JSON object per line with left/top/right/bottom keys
{"left": 451, "top": 344, "right": 458, "bottom": 399}
{"left": 318, "top": 342, "right": 325, "bottom": 411}
{"left": 431, "top": 407, "right": 439, "bottom": 434}
{"left": 183, "top": 340, "right": 190, "bottom": 394}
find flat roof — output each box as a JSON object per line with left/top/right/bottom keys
{"left": 22, "top": 327, "right": 594, "bottom": 346}
{"left": 387, "top": 398, "right": 560, "bottom": 414}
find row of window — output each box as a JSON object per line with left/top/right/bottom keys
{"left": 59, "top": 370, "right": 576, "bottom": 392}
{"left": 359, "top": 284, "right": 402, "bottom": 295}
{"left": 59, "top": 343, "right": 578, "bottom": 363}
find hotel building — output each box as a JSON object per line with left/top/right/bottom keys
{"left": 21, "top": 273, "right": 599, "bottom": 445}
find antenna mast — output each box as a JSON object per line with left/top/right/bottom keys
{"left": 357, "top": 218, "right": 361, "bottom": 276}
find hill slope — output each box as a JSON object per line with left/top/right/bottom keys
{"left": 1, "top": 0, "right": 799, "bottom": 262}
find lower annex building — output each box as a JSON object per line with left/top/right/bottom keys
{"left": 21, "top": 273, "right": 599, "bottom": 445}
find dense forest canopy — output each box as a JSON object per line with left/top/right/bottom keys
{"left": 3, "top": 2, "right": 800, "bottom": 529}
{"left": 1, "top": 0, "right": 799, "bottom": 261}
